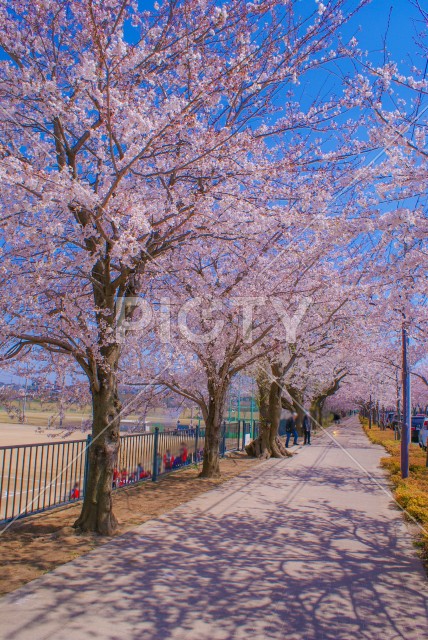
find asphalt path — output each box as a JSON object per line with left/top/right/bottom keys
{"left": 0, "top": 417, "right": 426, "bottom": 639}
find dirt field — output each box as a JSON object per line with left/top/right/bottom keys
{"left": 0, "top": 423, "right": 90, "bottom": 446}
{"left": 0, "top": 453, "right": 263, "bottom": 596}
{"left": 0, "top": 406, "right": 182, "bottom": 446}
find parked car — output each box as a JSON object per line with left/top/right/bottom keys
{"left": 411, "top": 414, "right": 427, "bottom": 443}
{"left": 418, "top": 418, "right": 428, "bottom": 451}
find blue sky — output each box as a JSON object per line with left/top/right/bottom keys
{"left": 343, "top": 0, "right": 424, "bottom": 65}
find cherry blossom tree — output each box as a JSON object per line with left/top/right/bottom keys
{"left": 124, "top": 162, "right": 383, "bottom": 469}
{"left": 0, "top": 0, "right": 373, "bottom": 531}
{"left": 121, "top": 224, "right": 283, "bottom": 476}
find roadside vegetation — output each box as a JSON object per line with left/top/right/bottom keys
{"left": 361, "top": 417, "right": 428, "bottom": 561}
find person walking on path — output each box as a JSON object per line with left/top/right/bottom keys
{"left": 303, "top": 412, "right": 312, "bottom": 445}
{"left": 285, "top": 412, "right": 299, "bottom": 448}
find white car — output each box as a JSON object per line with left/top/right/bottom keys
{"left": 419, "top": 419, "right": 428, "bottom": 450}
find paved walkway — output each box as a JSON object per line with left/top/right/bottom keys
{"left": 0, "top": 418, "right": 427, "bottom": 640}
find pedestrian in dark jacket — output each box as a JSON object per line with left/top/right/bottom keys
{"left": 303, "top": 413, "right": 312, "bottom": 445}
{"left": 285, "top": 413, "right": 299, "bottom": 448}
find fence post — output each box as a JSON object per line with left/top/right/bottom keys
{"left": 83, "top": 435, "right": 92, "bottom": 498}
{"left": 194, "top": 425, "right": 200, "bottom": 463}
{"left": 237, "top": 420, "right": 241, "bottom": 450}
{"left": 242, "top": 421, "right": 246, "bottom": 451}
{"left": 222, "top": 421, "right": 226, "bottom": 456}
{"left": 152, "top": 427, "right": 159, "bottom": 482}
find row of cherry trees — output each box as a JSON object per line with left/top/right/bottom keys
{"left": 0, "top": 0, "right": 426, "bottom": 533}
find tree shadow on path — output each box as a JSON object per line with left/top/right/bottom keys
{"left": 1, "top": 441, "right": 427, "bottom": 640}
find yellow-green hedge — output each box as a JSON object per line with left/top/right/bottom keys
{"left": 361, "top": 417, "right": 428, "bottom": 560}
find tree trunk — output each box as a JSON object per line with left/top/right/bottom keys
{"left": 317, "top": 400, "right": 325, "bottom": 426}
{"left": 199, "top": 384, "right": 226, "bottom": 478}
{"left": 310, "top": 399, "right": 322, "bottom": 430}
{"left": 309, "top": 372, "right": 347, "bottom": 430}
{"left": 246, "top": 365, "right": 290, "bottom": 459}
{"left": 290, "top": 388, "right": 304, "bottom": 435}
{"left": 74, "top": 253, "right": 127, "bottom": 535}
{"left": 74, "top": 362, "right": 121, "bottom": 535}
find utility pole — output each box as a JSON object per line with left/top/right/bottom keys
{"left": 394, "top": 367, "right": 401, "bottom": 441}
{"left": 401, "top": 325, "right": 411, "bottom": 479}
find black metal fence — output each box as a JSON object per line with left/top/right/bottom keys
{"left": 0, "top": 419, "right": 259, "bottom": 525}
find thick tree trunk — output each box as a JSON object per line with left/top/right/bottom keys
{"left": 308, "top": 372, "right": 347, "bottom": 431}
{"left": 74, "top": 362, "right": 121, "bottom": 535}
{"left": 245, "top": 423, "right": 290, "bottom": 459}
{"left": 199, "top": 384, "right": 226, "bottom": 478}
{"left": 282, "top": 384, "right": 305, "bottom": 435}
{"left": 246, "top": 365, "right": 290, "bottom": 459}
